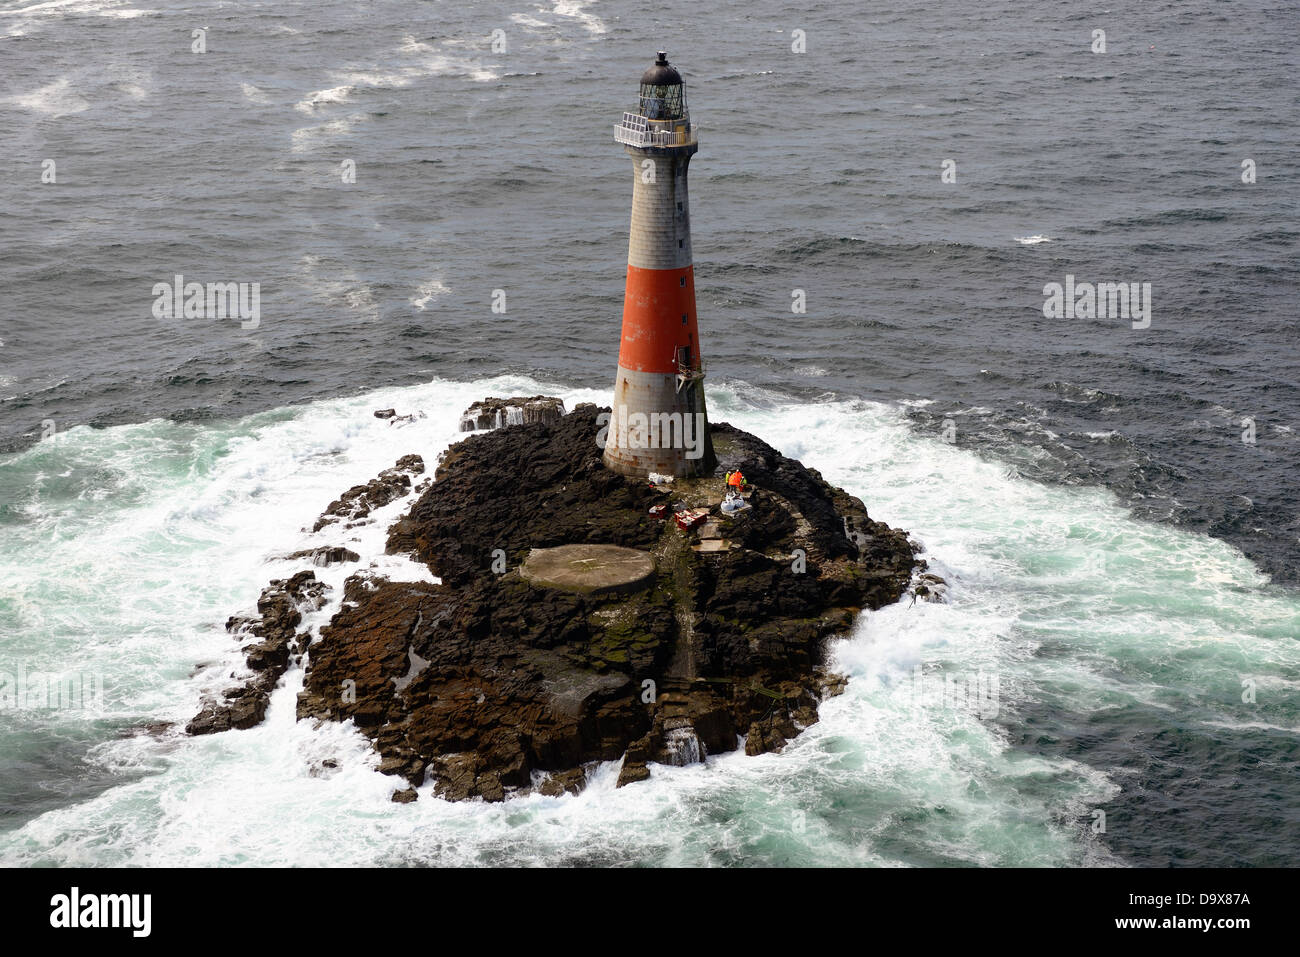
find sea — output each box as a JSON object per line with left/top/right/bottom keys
{"left": 1, "top": 0, "right": 1297, "bottom": 866}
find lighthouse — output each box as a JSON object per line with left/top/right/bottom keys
{"left": 602, "top": 52, "right": 716, "bottom": 479}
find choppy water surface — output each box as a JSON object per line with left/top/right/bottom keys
{"left": 1, "top": 0, "right": 1297, "bottom": 865}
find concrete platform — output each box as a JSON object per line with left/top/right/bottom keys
{"left": 691, "top": 539, "right": 734, "bottom": 554}
{"left": 520, "top": 544, "right": 655, "bottom": 596}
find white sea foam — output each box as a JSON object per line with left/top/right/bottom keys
{"left": 413, "top": 55, "right": 500, "bottom": 83}
{"left": 510, "top": 13, "right": 549, "bottom": 29}
{"left": 296, "top": 254, "right": 378, "bottom": 316}
{"left": 338, "top": 70, "right": 413, "bottom": 88}
{"left": 291, "top": 49, "right": 498, "bottom": 123}
{"left": 3, "top": 76, "right": 89, "bottom": 115}
{"left": 293, "top": 72, "right": 411, "bottom": 114}
{"left": 505, "top": 2, "right": 605, "bottom": 37}
{"left": 4, "top": 0, "right": 118, "bottom": 15}
{"left": 551, "top": 0, "right": 606, "bottom": 35}
{"left": 240, "top": 82, "right": 271, "bottom": 104}
{"left": 387, "top": 38, "right": 501, "bottom": 82}
{"left": 411, "top": 278, "right": 450, "bottom": 311}
{"left": 112, "top": 80, "right": 148, "bottom": 99}
{"left": 294, "top": 85, "right": 355, "bottom": 114}
{"left": 1014, "top": 235, "right": 1053, "bottom": 245}
{"left": 0, "top": 377, "right": 1295, "bottom": 867}
{"left": 290, "top": 115, "right": 366, "bottom": 154}
{"left": 1, "top": 0, "right": 152, "bottom": 22}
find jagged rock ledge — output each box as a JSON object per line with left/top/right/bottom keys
{"left": 458, "top": 395, "right": 566, "bottom": 432}
{"left": 185, "top": 453, "right": 428, "bottom": 736}
{"left": 187, "top": 571, "right": 329, "bottom": 735}
{"left": 313, "top": 454, "right": 426, "bottom": 532}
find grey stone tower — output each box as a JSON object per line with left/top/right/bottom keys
{"left": 602, "top": 52, "right": 715, "bottom": 479}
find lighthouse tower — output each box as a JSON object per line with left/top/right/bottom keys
{"left": 602, "top": 52, "right": 716, "bottom": 478}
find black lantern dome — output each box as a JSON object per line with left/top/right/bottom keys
{"left": 640, "top": 51, "right": 681, "bottom": 86}
{"left": 638, "top": 51, "right": 686, "bottom": 121}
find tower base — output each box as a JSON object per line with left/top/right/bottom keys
{"left": 601, "top": 367, "right": 715, "bottom": 478}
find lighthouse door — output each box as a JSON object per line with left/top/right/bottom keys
{"left": 675, "top": 346, "right": 693, "bottom": 394}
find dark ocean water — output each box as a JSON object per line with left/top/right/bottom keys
{"left": 1, "top": 0, "right": 1298, "bottom": 867}
{"left": 3, "top": 0, "right": 1297, "bottom": 579}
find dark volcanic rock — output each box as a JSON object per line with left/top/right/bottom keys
{"left": 282, "top": 546, "right": 362, "bottom": 566}
{"left": 713, "top": 422, "right": 868, "bottom": 563}
{"left": 187, "top": 571, "right": 329, "bottom": 735}
{"left": 295, "top": 566, "right": 673, "bottom": 800}
{"left": 313, "top": 455, "right": 425, "bottom": 532}
{"left": 388, "top": 406, "right": 659, "bottom": 586}
{"left": 538, "top": 767, "right": 588, "bottom": 797}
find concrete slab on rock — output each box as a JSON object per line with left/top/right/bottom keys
{"left": 520, "top": 544, "right": 655, "bottom": 596}
{"left": 691, "top": 539, "right": 734, "bottom": 554}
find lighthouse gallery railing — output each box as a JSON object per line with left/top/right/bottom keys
{"left": 613, "top": 113, "right": 696, "bottom": 148}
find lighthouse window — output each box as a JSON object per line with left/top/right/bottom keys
{"left": 639, "top": 83, "right": 685, "bottom": 120}
{"left": 682, "top": 314, "right": 688, "bottom": 325}
{"left": 680, "top": 277, "right": 685, "bottom": 286}
{"left": 677, "top": 202, "right": 682, "bottom": 211}
{"left": 678, "top": 239, "right": 683, "bottom": 248}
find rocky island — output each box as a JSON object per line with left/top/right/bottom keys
{"left": 187, "top": 398, "right": 930, "bottom": 803}
{"left": 181, "top": 55, "right": 936, "bottom": 801}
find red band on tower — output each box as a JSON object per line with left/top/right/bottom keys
{"left": 618, "top": 265, "right": 699, "bottom": 374}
